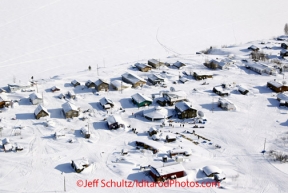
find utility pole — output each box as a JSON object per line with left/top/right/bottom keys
{"left": 121, "top": 81, "right": 122, "bottom": 94}
{"left": 61, "top": 172, "right": 66, "bottom": 192}
{"left": 103, "top": 58, "right": 105, "bottom": 68}
{"left": 42, "top": 92, "right": 44, "bottom": 107}
{"left": 97, "top": 64, "right": 99, "bottom": 76}
{"left": 264, "top": 138, "right": 266, "bottom": 152}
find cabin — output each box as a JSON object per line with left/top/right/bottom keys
{"left": 173, "top": 61, "right": 186, "bottom": 69}
{"left": 218, "top": 98, "right": 236, "bottom": 111}
{"left": 245, "top": 62, "right": 275, "bottom": 75}
{"left": 213, "top": 86, "right": 230, "bottom": 97}
{"left": 68, "top": 90, "right": 76, "bottom": 99}
{"left": 169, "top": 149, "right": 191, "bottom": 158}
{"left": 135, "top": 63, "right": 152, "bottom": 72}
{"left": 175, "top": 101, "right": 197, "bottom": 119}
{"left": 248, "top": 45, "right": 259, "bottom": 51}
{"left": 156, "top": 97, "right": 167, "bottom": 106}
{"left": 148, "top": 74, "right": 165, "bottom": 85}
{"left": 135, "top": 141, "right": 159, "bottom": 154}
{"left": 2, "top": 138, "right": 13, "bottom": 152}
{"left": 267, "top": 81, "right": 288, "bottom": 93}
{"left": 8, "top": 83, "right": 32, "bottom": 92}
{"left": 162, "top": 91, "right": 187, "bottom": 106}
{"left": 166, "top": 134, "right": 176, "bottom": 143}
{"left": 148, "top": 127, "right": 158, "bottom": 136}
{"left": 71, "top": 80, "right": 80, "bottom": 87}
{"left": 81, "top": 126, "right": 91, "bottom": 138}
{"left": 281, "top": 43, "right": 288, "bottom": 49}
{"left": 280, "top": 50, "right": 288, "bottom": 58}
{"left": 62, "top": 102, "right": 79, "bottom": 118}
{"left": 202, "top": 165, "right": 222, "bottom": 177}
{"left": 193, "top": 71, "right": 213, "bottom": 80}
{"left": 71, "top": 158, "right": 89, "bottom": 173}
{"left": 99, "top": 97, "right": 114, "bottom": 109}
{"left": 204, "top": 59, "right": 219, "bottom": 70}
{"left": 85, "top": 80, "right": 96, "bottom": 88}
{"left": 277, "top": 93, "right": 288, "bottom": 106}
{"left": 238, "top": 86, "right": 249, "bottom": 95}
{"left": 95, "top": 79, "right": 109, "bottom": 92}
{"left": 131, "top": 93, "right": 152, "bottom": 107}
{"left": 54, "top": 132, "right": 65, "bottom": 139}
{"left": 0, "top": 95, "right": 11, "bottom": 108}
{"left": 29, "top": 93, "right": 43, "bottom": 105}
{"left": 58, "top": 93, "right": 65, "bottom": 99}
{"left": 143, "top": 106, "right": 172, "bottom": 121}
{"left": 148, "top": 59, "right": 164, "bottom": 69}
{"left": 110, "top": 80, "right": 132, "bottom": 91}
{"left": 107, "top": 114, "right": 125, "bottom": 129}
{"left": 150, "top": 164, "right": 185, "bottom": 182}
{"left": 179, "top": 77, "right": 189, "bottom": 84}
{"left": 51, "top": 86, "right": 60, "bottom": 92}
{"left": 122, "top": 72, "right": 146, "bottom": 88}
{"left": 34, "top": 104, "right": 49, "bottom": 119}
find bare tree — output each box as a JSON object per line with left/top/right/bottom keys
{"left": 284, "top": 23, "right": 288, "bottom": 35}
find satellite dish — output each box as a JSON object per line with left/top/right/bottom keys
{"left": 198, "top": 111, "right": 204, "bottom": 118}
{"left": 170, "top": 87, "right": 175, "bottom": 92}
{"left": 282, "top": 80, "right": 287, "bottom": 85}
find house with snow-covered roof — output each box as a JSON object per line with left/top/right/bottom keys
{"left": 162, "top": 91, "right": 187, "bottom": 106}
{"left": 238, "top": 85, "right": 249, "bottom": 95}
{"left": 0, "top": 95, "right": 11, "bottom": 108}
{"left": 122, "top": 72, "right": 146, "bottom": 88}
{"left": 218, "top": 98, "right": 236, "bottom": 111}
{"left": 148, "top": 59, "right": 164, "bottom": 68}
{"left": 110, "top": 80, "right": 131, "bottom": 91}
{"left": 29, "top": 93, "right": 43, "bottom": 105}
{"left": 267, "top": 80, "right": 288, "bottom": 93}
{"left": 245, "top": 62, "right": 275, "bottom": 75}
{"left": 213, "top": 86, "right": 230, "bottom": 97}
{"left": 81, "top": 126, "right": 91, "bottom": 138}
{"left": 85, "top": 80, "right": 96, "bottom": 88}
{"left": 148, "top": 74, "right": 165, "bottom": 85}
{"left": 71, "top": 80, "right": 80, "bottom": 87}
{"left": 175, "top": 101, "right": 197, "bottom": 119}
{"left": 34, "top": 104, "right": 49, "bottom": 119}
{"left": 135, "top": 63, "right": 152, "bottom": 72}
{"left": 8, "top": 83, "right": 32, "bottom": 92}
{"left": 51, "top": 86, "right": 60, "bottom": 92}
{"left": 71, "top": 158, "right": 89, "bottom": 173}
{"left": 143, "top": 106, "right": 172, "bottom": 121}
{"left": 107, "top": 114, "right": 125, "bottom": 129}
{"left": 150, "top": 163, "right": 185, "bottom": 182}
{"left": 2, "top": 138, "right": 13, "bottom": 152}
{"left": 99, "top": 97, "right": 114, "bottom": 109}
{"left": 62, "top": 102, "right": 79, "bottom": 118}
{"left": 131, "top": 93, "right": 152, "bottom": 107}
{"left": 193, "top": 71, "right": 213, "bottom": 80}
{"left": 173, "top": 61, "right": 186, "bottom": 69}
{"left": 95, "top": 79, "right": 109, "bottom": 91}
{"left": 202, "top": 165, "right": 222, "bottom": 177}
{"left": 248, "top": 45, "right": 259, "bottom": 51}
{"left": 276, "top": 93, "right": 288, "bottom": 106}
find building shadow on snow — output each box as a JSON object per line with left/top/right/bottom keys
{"left": 15, "top": 113, "right": 34, "bottom": 120}
{"left": 48, "top": 108, "right": 65, "bottom": 119}
{"left": 119, "top": 98, "right": 135, "bottom": 109}
{"left": 19, "top": 98, "right": 32, "bottom": 105}
{"left": 253, "top": 86, "right": 271, "bottom": 94}
{"left": 267, "top": 98, "right": 279, "bottom": 107}
{"left": 55, "top": 163, "right": 75, "bottom": 173}
{"left": 93, "top": 121, "right": 108, "bottom": 130}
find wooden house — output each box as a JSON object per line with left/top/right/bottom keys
{"left": 110, "top": 80, "right": 131, "bottom": 91}
{"left": 62, "top": 102, "right": 79, "bottom": 118}
{"left": 202, "top": 165, "right": 222, "bottom": 177}
{"left": 148, "top": 127, "right": 158, "bottom": 136}
{"left": 68, "top": 90, "right": 76, "bottom": 99}
{"left": 213, "top": 86, "right": 230, "bottom": 97}
{"left": 245, "top": 62, "right": 275, "bottom": 75}
{"left": 121, "top": 72, "right": 146, "bottom": 88}
{"left": 238, "top": 86, "right": 249, "bottom": 95}
{"left": 156, "top": 97, "right": 167, "bottom": 106}
{"left": 148, "top": 59, "right": 164, "bottom": 68}
{"left": 131, "top": 93, "right": 152, "bottom": 107}
{"left": 71, "top": 80, "right": 80, "bottom": 87}
{"left": 166, "top": 134, "right": 176, "bottom": 143}
{"left": 280, "top": 50, "right": 288, "bottom": 58}
{"left": 162, "top": 91, "right": 187, "bottom": 106}
{"left": 175, "top": 101, "right": 197, "bottom": 119}
{"left": 169, "top": 149, "right": 191, "bottom": 158}
{"left": 218, "top": 98, "right": 236, "bottom": 111}
{"left": 0, "top": 95, "right": 11, "bottom": 108}
{"left": 51, "top": 86, "right": 60, "bottom": 92}
{"left": 135, "top": 63, "right": 152, "bottom": 72}
{"left": 95, "top": 79, "right": 109, "bottom": 91}
{"left": 193, "top": 71, "right": 213, "bottom": 80}
{"left": 34, "top": 104, "right": 49, "bottom": 119}
{"left": 71, "top": 158, "right": 90, "bottom": 173}
{"left": 204, "top": 59, "right": 219, "bottom": 69}
{"left": 2, "top": 138, "right": 13, "bottom": 152}
{"left": 107, "top": 114, "right": 125, "bottom": 129}
{"left": 148, "top": 74, "right": 165, "bottom": 85}
{"left": 277, "top": 93, "right": 288, "bottom": 106}
{"left": 150, "top": 164, "right": 185, "bottom": 182}
{"left": 29, "top": 93, "right": 43, "bottom": 105}
{"left": 99, "top": 97, "right": 114, "bottom": 109}
{"left": 248, "top": 45, "right": 259, "bottom": 51}
{"left": 85, "top": 80, "right": 96, "bottom": 88}
{"left": 173, "top": 61, "right": 186, "bottom": 69}
{"left": 135, "top": 141, "right": 159, "bottom": 154}
{"left": 81, "top": 126, "right": 91, "bottom": 138}
{"left": 205, "top": 59, "right": 232, "bottom": 70}
{"left": 281, "top": 43, "right": 288, "bottom": 49}
{"left": 267, "top": 80, "right": 288, "bottom": 93}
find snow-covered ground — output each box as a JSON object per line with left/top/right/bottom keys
{"left": 1, "top": 0, "right": 288, "bottom": 192}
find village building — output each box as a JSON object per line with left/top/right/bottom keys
{"left": 131, "top": 93, "right": 152, "bottom": 107}
{"left": 99, "top": 97, "right": 114, "bottom": 109}
{"left": 173, "top": 61, "right": 186, "bottom": 69}
{"left": 135, "top": 63, "right": 152, "bottom": 72}
{"left": 175, "top": 101, "right": 197, "bottom": 119}
{"left": 162, "top": 91, "right": 187, "bottom": 106}
{"left": 156, "top": 97, "right": 167, "bottom": 106}
{"left": 2, "top": 138, "right": 13, "bottom": 152}
{"left": 51, "top": 86, "right": 60, "bottom": 92}
{"left": 150, "top": 163, "right": 185, "bottom": 182}
{"left": 245, "top": 62, "right": 275, "bottom": 75}
{"left": 34, "top": 104, "right": 49, "bottom": 119}
{"left": 68, "top": 90, "right": 76, "bottom": 99}
{"left": 148, "top": 127, "right": 158, "bottom": 136}
{"left": 213, "top": 86, "right": 230, "bottom": 97}
{"left": 58, "top": 93, "right": 65, "bottom": 99}
{"left": 148, "top": 74, "right": 165, "bottom": 85}
{"left": 0, "top": 95, "right": 11, "bottom": 108}
{"left": 85, "top": 80, "right": 96, "bottom": 88}
{"left": 71, "top": 158, "right": 90, "bottom": 173}
{"left": 81, "top": 126, "right": 91, "bottom": 138}
{"left": 95, "top": 79, "right": 109, "bottom": 91}
{"left": 122, "top": 72, "right": 146, "bottom": 88}
{"left": 135, "top": 140, "right": 160, "bottom": 154}
{"left": 169, "top": 149, "right": 192, "bottom": 158}
{"left": 218, "top": 98, "right": 236, "bottom": 111}
{"left": 202, "top": 165, "right": 222, "bottom": 177}
{"left": 71, "top": 80, "right": 80, "bottom": 87}
{"left": 280, "top": 50, "right": 288, "bottom": 58}
{"left": 62, "top": 102, "right": 79, "bottom": 118}
{"left": 179, "top": 77, "right": 189, "bottom": 84}
{"left": 204, "top": 59, "right": 232, "bottom": 70}
{"left": 204, "top": 59, "right": 219, "bottom": 69}
{"left": 107, "top": 114, "right": 125, "bottom": 129}
{"left": 110, "top": 80, "right": 132, "bottom": 91}
{"left": 166, "top": 134, "right": 177, "bottom": 142}
{"left": 281, "top": 43, "right": 288, "bottom": 49}
{"left": 193, "top": 71, "right": 213, "bottom": 80}
{"left": 8, "top": 83, "right": 32, "bottom": 92}
{"left": 143, "top": 106, "right": 172, "bottom": 121}
{"left": 238, "top": 85, "right": 249, "bottom": 95}
{"left": 267, "top": 80, "right": 288, "bottom": 93}
{"left": 276, "top": 93, "right": 288, "bottom": 106}
{"left": 248, "top": 45, "right": 259, "bottom": 51}
{"left": 148, "top": 59, "right": 164, "bottom": 68}
{"left": 29, "top": 93, "right": 43, "bottom": 105}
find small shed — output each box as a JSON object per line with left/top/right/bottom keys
{"left": 148, "top": 59, "right": 164, "bottom": 69}
{"left": 34, "top": 104, "right": 49, "bottom": 119}
{"left": 99, "top": 97, "right": 114, "bottom": 109}
{"left": 131, "top": 93, "right": 152, "bottom": 107}
{"left": 81, "top": 126, "right": 91, "bottom": 138}
{"left": 179, "top": 77, "right": 189, "bottom": 84}
{"left": 248, "top": 45, "right": 259, "bottom": 51}
{"left": 213, "top": 86, "right": 230, "bottom": 97}
{"left": 218, "top": 98, "right": 236, "bottom": 111}
{"left": 148, "top": 127, "right": 158, "bottom": 136}
{"left": 95, "top": 79, "right": 109, "bottom": 92}
{"left": 173, "top": 61, "right": 186, "bottom": 69}
{"left": 71, "top": 80, "right": 80, "bottom": 87}
{"left": 68, "top": 90, "right": 76, "bottom": 99}
{"left": 29, "top": 93, "right": 43, "bottom": 105}
{"left": 169, "top": 149, "right": 191, "bottom": 158}
{"left": 166, "top": 134, "right": 176, "bottom": 143}
{"left": 62, "top": 102, "right": 79, "bottom": 118}
{"left": 107, "top": 114, "right": 125, "bottom": 129}
{"left": 238, "top": 86, "right": 249, "bottom": 95}
{"left": 85, "top": 80, "right": 96, "bottom": 88}
{"left": 150, "top": 164, "right": 185, "bottom": 182}
{"left": 51, "top": 86, "right": 60, "bottom": 92}
{"left": 2, "top": 138, "right": 13, "bottom": 152}
{"left": 193, "top": 71, "right": 213, "bottom": 80}
{"left": 135, "top": 63, "right": 152, "bottom": 72}
{"left": 71, "top": 158, "right": 90, "bottom": 173}
{"left": 202, "top": 165, "right": 222, "bottom": 177}
{"left": 0, "top": 95, "right": 11, "bottom": 108}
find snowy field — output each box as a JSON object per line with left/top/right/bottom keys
{"left": 1, "top": 0, "right": 288, "bottom": 192}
